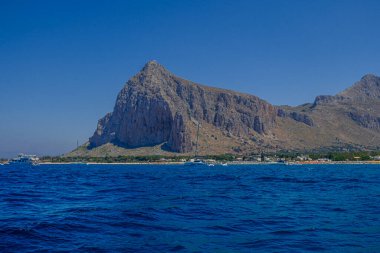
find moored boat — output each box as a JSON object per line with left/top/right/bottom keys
{"left": 185, "top": 158, "right": 206, "bottom": 166}
{"left": 184, "top": 122, "right": 208, "bottom": 166}
{"left": 7, "top": 154, "right": 40, "bottom": 166}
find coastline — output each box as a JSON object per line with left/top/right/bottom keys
{"left": 2, "top": 160, "right": 379, "bottom": 166}
{"left": 37, "top": 161, "right": 380, "bottom": 165}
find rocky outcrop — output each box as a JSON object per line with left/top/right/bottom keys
{"left": 277, "top": 109, "right": 314, "bottom": 126}
{"left": 348, "top": 112, "right": 380, "bottom": 129}
{"left": 312, "top": 95, "right": 346, "bottom": 107}
{"left": 89, "top": 61, "right": 279, "bottom": 152}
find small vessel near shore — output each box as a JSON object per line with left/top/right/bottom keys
{"left": 184, "top": 122, "right": 207, "bottom": 166}
{"left": 7, "top": 154, "right": 40, "bottom": 166}
{"left": 185, "top": 158, "right": 206, "bottom": 166}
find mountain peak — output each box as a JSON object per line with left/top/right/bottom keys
{"left": 339, "top": 73, "right": 380, "bottom": 100}
{"left": 361, "top": 73, "right": 378, "bottom": 81}
{"left": 141, "top": 60, "right": 168, "bottom": 74}
{"left": 145, "top": 60, "right": 159, "bottom": 67}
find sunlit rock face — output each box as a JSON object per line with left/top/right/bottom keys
{"left": 87, "top": 61, "right": 380, "bottom": 154}
{"left": 89, "top": 61, "right": 278, "bottom": 152}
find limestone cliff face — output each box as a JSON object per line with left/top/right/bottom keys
{"left": 84, "top": 61, "right": 380, "bottom": 155}
{"left": 166, "top": 113, "right": 192, "bottom": 153}
{"left": 89, "top": 61, "right": 278, "bottom": 152}
{"left": 277, "top": 109, "right": 314, "bottom": 126}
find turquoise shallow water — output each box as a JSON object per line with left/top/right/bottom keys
{"left": 0, "top": 164, "right": 379, "bottom": 252}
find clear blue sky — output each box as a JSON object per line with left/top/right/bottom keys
{"left": 1, "top": 0, "right": 380, "bottom": 157}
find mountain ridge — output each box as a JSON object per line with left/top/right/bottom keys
{"left": 68, "top": 61, "right": 380, "bottom": 157}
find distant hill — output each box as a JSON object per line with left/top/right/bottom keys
{"left": 68, "top": 61, "right": 380, "bottom": 157}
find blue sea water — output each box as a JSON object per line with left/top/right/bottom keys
{"left": 0, "top": 164, "right": 379, "bottom": 252}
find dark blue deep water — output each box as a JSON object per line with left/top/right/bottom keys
{"left": 0, "top": 164, "right": 379, "bottom": 252}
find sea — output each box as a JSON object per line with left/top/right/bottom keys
{"left": 0, "top": 164, "right": 379, "bottom": 252}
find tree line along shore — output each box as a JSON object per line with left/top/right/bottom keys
{"left": 1, "top": 151, "right": 379, "bottom": 164}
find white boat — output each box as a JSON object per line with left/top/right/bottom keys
{"left": 221, "top": 163, "right": 228, "bottom": 166}
{"left": 185, "top": 158, "right": 207, "bottom": 166}
{"left": 7, "top": 154, "right": 40, "bottom": 166}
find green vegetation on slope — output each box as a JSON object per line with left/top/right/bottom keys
{"left": 38, "top": 150, "right": 380, "bottom": 163}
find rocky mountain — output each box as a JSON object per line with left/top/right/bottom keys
{"left": 68, "top": 61, "right": 380, "bottom": 156}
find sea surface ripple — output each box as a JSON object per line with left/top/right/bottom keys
{"left": 0, "top": 164, "right": 379, "bottom": 252}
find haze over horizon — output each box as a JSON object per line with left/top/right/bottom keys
{"left": 1, "top": 0, "right": 380, "bottom": 157}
